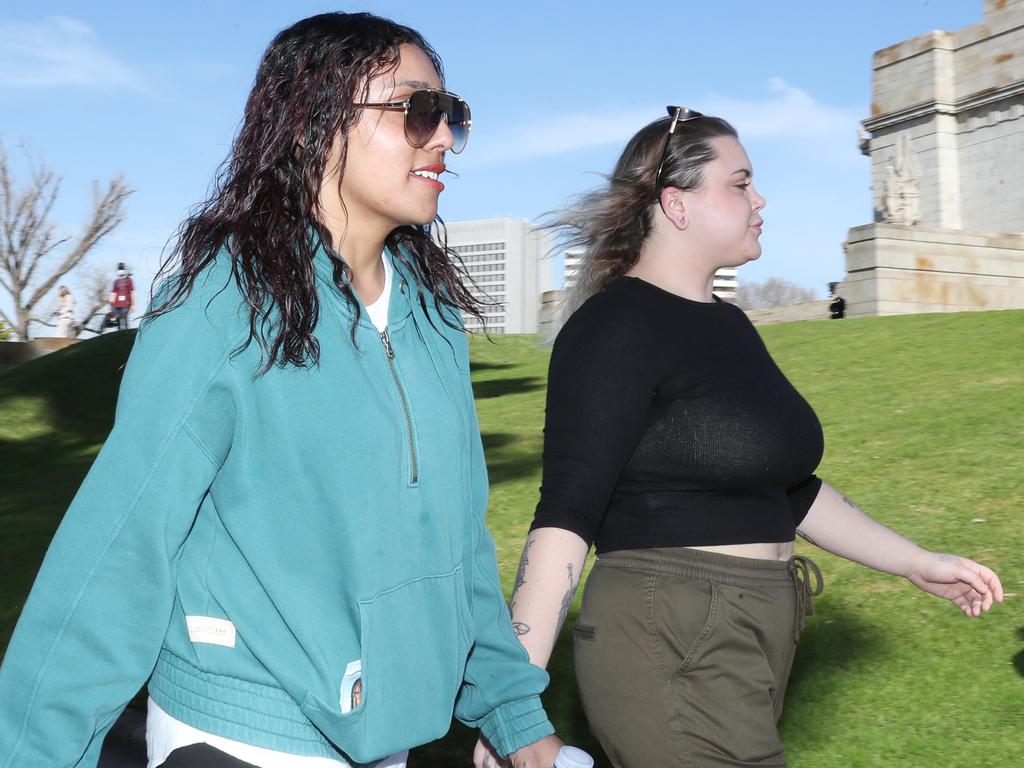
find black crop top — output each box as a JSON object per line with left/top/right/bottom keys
{"left": 531, "top": 276, "right": 824, "bottom": 554}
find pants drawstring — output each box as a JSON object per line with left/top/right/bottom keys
{"left": 787, "top": 554, "right": 823, "bottom": 642}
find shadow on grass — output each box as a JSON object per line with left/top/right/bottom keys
{"left": 0, "top": 331, "right": 132, "bottom": 434}
{"left": 472, "top": 376, "right": 544, "bottom": 400}
{"left": 470, "top": 361, "right": 515, "bottom": 373}
{"left": 481, "top": 432, "right": 516, "bottom": 450}
{"left": 0, "top": 332, "right": 134, "bottom": 655}
{"left": 0, "top": 434, "right": 103, "bottom": 653}
{"left": 409, "top": 608, "right": 608, "bottom": 767}
{"left": 780, "top": 599, "right": 886, "bottom": 750}
{"left": 1013, "top": 627, "right": 1024, "bottom": 678}
{"left": 481, "top": 432, "right": 541, "bottom": 486}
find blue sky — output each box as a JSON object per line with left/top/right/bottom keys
{"left": 0, "top": 0, "right": 983, "bottom": 322}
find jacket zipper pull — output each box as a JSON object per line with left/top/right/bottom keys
{"left": 380, "top": 330, "right": 395, "bottom": 360}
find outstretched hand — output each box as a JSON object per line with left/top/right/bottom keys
{"left": 906, "top": 551, "right": 1003, "bottom": 617}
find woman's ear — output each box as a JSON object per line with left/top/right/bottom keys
{"left": 658, "top": 187, "right": 689, "bottom": 231}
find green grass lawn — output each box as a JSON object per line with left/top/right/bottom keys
{"left": 2, "top": 312, "right": 1022, "bottom": 767}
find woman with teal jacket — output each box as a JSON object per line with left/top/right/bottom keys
{"left": 0, "top": 13, "right": 561, "bottom": 768}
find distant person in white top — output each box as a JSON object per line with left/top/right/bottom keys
{"left": 54, "top": 285, "right": 76, "bottom": 338}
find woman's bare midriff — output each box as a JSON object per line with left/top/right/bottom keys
{"left": 687, "top": 541, "right": 796, "bottom": 561}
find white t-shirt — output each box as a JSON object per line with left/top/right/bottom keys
{"left": 147, "top": 698, "right": 410, "bottom": 768}
{"left": 145, "top": 255, "right": 406, "bottom": 768}
{"left": 364, "top": 253, "right": 393, "bottom": 332}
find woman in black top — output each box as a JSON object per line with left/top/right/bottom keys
{"left": 474, "top": 109, "right": 1003, "bottom": 768}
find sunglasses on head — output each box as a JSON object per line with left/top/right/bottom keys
{"left": 354, "top": 88, "right": 472, "bottom": 154}
{"left": 653, "top": 105, "right": 704, "bottom": 194}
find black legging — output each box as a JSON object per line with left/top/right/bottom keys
{"left": 157, "top": 744, "right": 260, "bottom": 768}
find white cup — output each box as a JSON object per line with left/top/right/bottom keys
{"left": 553, "top": 745, "right": 594, "bottom": 768}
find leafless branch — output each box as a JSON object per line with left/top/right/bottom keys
{"left": 735, "top": 278, "right": 818, "bottom": 311}
{"left": 75, "top": 266, "right": 112, "bottom": 336}
{"left": 0, "top": 304, "right": 16, "bottom": 333}
{"left": 0, "top": 137, "right": 132, "bottom": 339}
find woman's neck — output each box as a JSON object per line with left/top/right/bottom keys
{"left": 627, "top": 238, "right": 717, "bottom": 303}
{"left": 322, "top": 219, "right": 389, "bottom": 306}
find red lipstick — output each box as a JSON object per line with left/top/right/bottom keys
{"left": 410, "top": 163, "right": 446, "bottom": 191}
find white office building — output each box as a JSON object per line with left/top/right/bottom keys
{"left": 563, "top": 248, "right": 585, "bottom": 290}
{"left": 562, "top": 247, "right": 738, "bottom": 301}
{"left": 442, "top": 218, "right": 553, "bottom": 333}
{"left": 714, "top": 267, "right": 738, "bottom": 300}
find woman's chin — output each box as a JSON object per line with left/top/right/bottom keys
{"left": 402, "top": 208, "right": 439, "bottom": 229}
{"left": 739, "top": 245, "right": 763, "bottom": 264}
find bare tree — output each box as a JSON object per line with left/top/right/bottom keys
{"left": 0, "top": 139, "right": 132, "bottom": 340}
{"left": 735, "top": 277, "right": 817, "bottom": 311}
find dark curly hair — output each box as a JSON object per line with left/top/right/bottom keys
{"left": 149, "top": 12, "right": 482, "bottom": 373}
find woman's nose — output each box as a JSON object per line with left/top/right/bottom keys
{"left": 425, "top": 114, "right": 454, "bottom": 153}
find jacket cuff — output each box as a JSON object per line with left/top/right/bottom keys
{"left": 479, "top": 695, "right": 555, "bottom": 758}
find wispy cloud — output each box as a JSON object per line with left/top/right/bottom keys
{"left": 707, "top": 78, "right": 862, "bottom": 153}
{"left": 466, "top": 78, "right": 862, "bottom": 166}
{"left": 0, "top": 16, "right": 146, "bottom": 91}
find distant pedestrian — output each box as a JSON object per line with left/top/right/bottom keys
{"left": 54, "top": 285, "right": 76, "bottom": 338}
{"left": 829, "top": 282, "right": 846, "bottom": 319}
{"left": 109, "top": 262, "right": 135, "bottom": 330}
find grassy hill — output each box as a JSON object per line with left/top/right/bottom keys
{"left": 1, "top": 312, "right": 1022, "bottom": 767}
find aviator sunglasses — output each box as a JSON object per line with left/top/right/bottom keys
{"left": 354, "top": 88, "right": 473, "bottom": 154}
{"left": 653, "top": 105, "right": 704, "bottom": 193}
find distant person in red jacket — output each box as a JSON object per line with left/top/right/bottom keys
{"left": 108, "top": 262, "right": 135, "bottom": 331}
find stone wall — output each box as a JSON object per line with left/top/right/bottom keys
{"left": 744, "top": 300, "right": 832, "bottom": 326}
{"left": 848, "top": 1, "right": 1024, "bottom": 316}
{"left": 958, "top": 100, "right": 1024, "bottom": 233}
{"left": 863, "top": 0, "right": 1024, "bottom": 233}
{"left": 843, "top": 223, "right": 1024, "bottom": 316}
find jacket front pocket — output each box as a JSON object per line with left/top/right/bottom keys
{"left": 301, "top": 566, "right": 471, "bottom": 764}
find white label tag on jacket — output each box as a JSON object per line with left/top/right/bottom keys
{"left": 186, "top": 616, "right": 237, "bottom": 648}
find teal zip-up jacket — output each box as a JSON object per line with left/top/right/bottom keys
{"left": 0, "top": 246, "right": 553, "bottom": 766}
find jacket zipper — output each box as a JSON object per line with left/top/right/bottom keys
{"left": 379, "top": 329, "right": 419, "bottom": 485}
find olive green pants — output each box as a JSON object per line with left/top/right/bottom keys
{"left": 573, "top": 548, "right": 822, "bottom": 768}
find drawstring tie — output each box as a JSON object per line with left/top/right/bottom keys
{"left": 787, "top": 555, "right": 823, "bottom": 642}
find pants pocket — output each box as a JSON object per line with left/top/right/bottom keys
{"left": 650, "top": 576, "right": 720, "bottom": 676}
{"left": 572, "top": 621, "right": 596, "bottom": 641}
{"left": 666, "top": 583, "right": 789, "bottom": 766}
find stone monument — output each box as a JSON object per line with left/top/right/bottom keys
{"left": 842, "top": 0, "right": 1024, "bottom": 316}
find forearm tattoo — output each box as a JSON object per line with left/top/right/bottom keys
{"left": 841, "top": 494, "right": 859, "bottom": 511}
{"left": 509, "top": 537, "right": 534, "bottom": 613}
{"left": 512, "top": 621, "right": 531, "bottom": 637}
{"left": 513, "top": 538, "right": 533, "bottom": 592}
{"left": 796, "top": 527, "right": 818, "bottom": 546}
{"left": 555, "top": 563, "right": 578, "bottom": 632}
